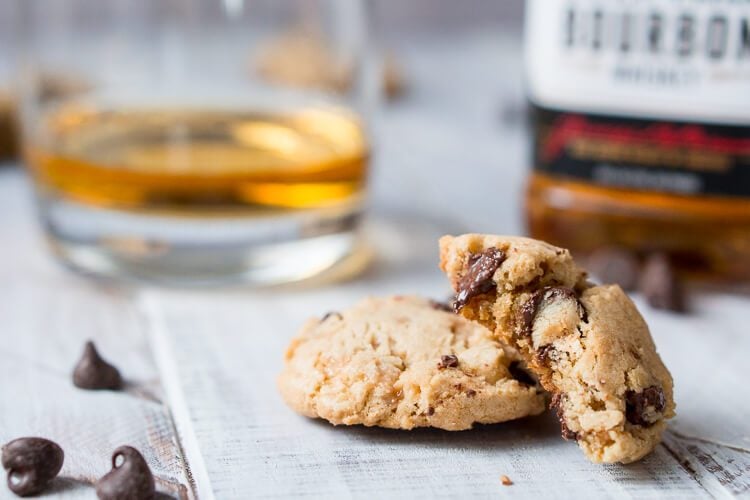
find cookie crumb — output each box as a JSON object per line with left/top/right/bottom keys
{"left": 500, "top": 475, "right": 513, "bottom": 486}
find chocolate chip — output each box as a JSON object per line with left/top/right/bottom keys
{"left": 639, "top": 253, "right": 686, "bottom": 313}
{"left": 95, "top": 446, "right": 155, "bottom": 500}
{"left": 321, "top": 311, "right": 343, "bottom": 321}
{"left": 508, "top": 361, "right": 536, "bottom": 387}
{"left": 2, "top": 437, "right": 64, "bottom": 497}
{"left": 426, "top": 407, "right": 435, "bottom": 416}
{"left": 452, "top": 248, "right": 506, "bottom": 312}
{"left": 466, "top": 389, "right": 477, "bottom": 397}
{"left": 550, "top": 394, "right": 579, "bottom": 441}
{"left": 625, "top": 386, "right": 666, "bottom": 427}
{"left": 428, "top": 300, "right": 453, "bottom": 313}
{"left": 519, "top": 287, "right": 586, "bottom": 336}
{"left": 559, "top": 423, "right": 579, "bottom": 441}
{"left": 588, "top": 247, "right": 640, "bottom": 291}
{"left": 536, "top": 344, "right": 556, "bottom": 364}
{"left": 437, "top": 354, "right": 459, "bottom": 369}
{"left": 73, "top": 341, "right": 122, "bottom": 390}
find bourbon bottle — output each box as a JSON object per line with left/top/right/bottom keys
{"left": 524, "top": 0, "right": 750, "bottom": 281}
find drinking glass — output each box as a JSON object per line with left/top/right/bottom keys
{"left": 18, "top": 0, "right": 374, "bottom": 285}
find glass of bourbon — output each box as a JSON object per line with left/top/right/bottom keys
{"left": 18, "top": 0, "right": 374, "bottom": 285}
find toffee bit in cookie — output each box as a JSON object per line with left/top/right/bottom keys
{"left": 453, "top": 248, "right": 506, "bottom": 312}
{"left": 625, "top": 386, "right": 666, "bottom": 427}
{"left": 437, "top": 354, "right": 459, "bottom": 369}
{"left": 500, "top": 475, "right": 513, "bottom": 486}
{"left": 508, "top": 361, "right": 536, "bottom": 387}
{"left": 2, "top": 437, "right": 64, "bottom": 497}
{"left": 639, "top": 253, "right": 686, "bottom": 313}
{"left": 95, "top": 446, "right": 155, "bottom": 500}
{"left": 588, "top": 247, "right": 640, "bottom": 291}
{"left": 550, "top": 394, "right": 579, "bottom": 441}
{"left": 428, "top": 299, "right": 453, "bottom": 312}
{"left": 321, "top": 311, "right": 343, "bottom": 321}
{"left": 73, "top": 341, "right": 123, "bottom": 390}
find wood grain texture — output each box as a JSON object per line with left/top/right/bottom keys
{"left": 0, "top": 172, "right": 193, "bottom": 499}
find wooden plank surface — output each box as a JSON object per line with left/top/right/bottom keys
{"left": 0, "top": 171, "right": 194, "bottom": 499}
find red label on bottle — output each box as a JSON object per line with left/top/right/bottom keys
{"left": 533, "top": 107, "right": 750, "bottom": 197}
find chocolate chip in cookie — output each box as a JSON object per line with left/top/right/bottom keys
{"left": 453, "top": 248, "right": 506, "bottom": 312}
{"left": 520, "top": 287, "right": 587, "bottom": 336}
{"left": 428, "top": 300, "right": 453, "bottom": 313}
{"left": 550, "top": 394, "right": 579, "bottom": 441}
{"left": 625, "top": 386, "right": 666, "bottom": 427}
{"left": 437, "top": 354, "right": 459, "bottom": 369}
{"left": 519, "top": 287, "right": 587, "bottom": 352}
{"left": 536, "top": 344, "right": 556, "bottom": 364}
{"left": 321, "top": 311, "right": 343, "bottom": 321}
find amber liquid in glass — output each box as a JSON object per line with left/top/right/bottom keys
{"left": 26, "top": 106, "right": 369, "bottom": 215}
{"left": 526, "top": 172, "right": 750, "bottom": 281}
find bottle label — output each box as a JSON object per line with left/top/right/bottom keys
{"left": 526, "top": 0, "right": 750, "bottom": 197}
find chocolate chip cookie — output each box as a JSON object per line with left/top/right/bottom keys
{"left": 278, "top": 296, "right": 546, "bottom": 431}
{"left": 439, "top": 234, "right": 675, "bottom": 463}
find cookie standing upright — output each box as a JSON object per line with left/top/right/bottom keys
{"left": 279, "top": 296, "right": 546, "bottom": 431}
{"left": 439, "top": 234, "right": 675, "bottom": 463}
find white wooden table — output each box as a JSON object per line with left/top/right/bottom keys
{"left": 1, "top": 33, "right": 749, "bottom": 499}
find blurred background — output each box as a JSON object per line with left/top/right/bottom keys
{"left": 370, "top": 0, "right": 528, "bottom": 230}
{"left": 1, "top": 0, "right": 532, "bottom": 287}
{"left": 2, "top": 0, "right": 748, "bottom": 295}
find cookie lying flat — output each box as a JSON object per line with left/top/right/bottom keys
{"left": 439, "top": 234, "right": 675, "bottom": 463}
{"left": 279, "top": 296, "right": 546, "bottom": 431}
